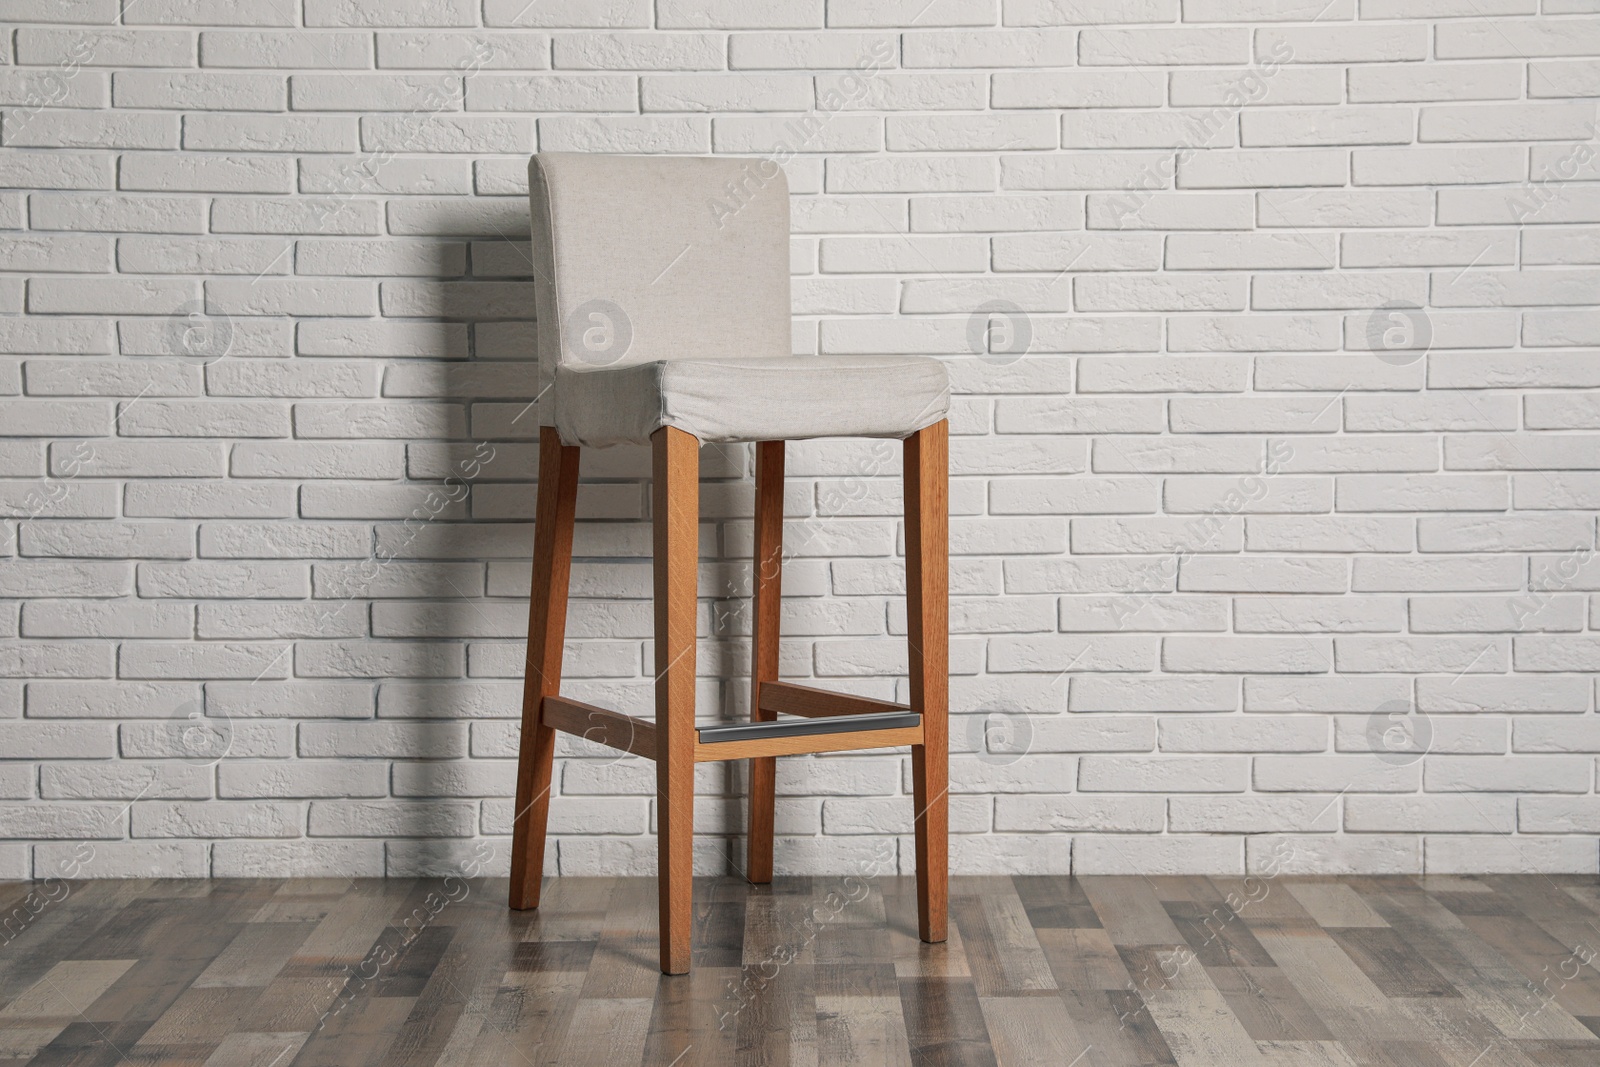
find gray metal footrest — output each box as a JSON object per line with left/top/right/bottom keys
{"left": 697, "top": 711, "right": 921, "bottom": 745}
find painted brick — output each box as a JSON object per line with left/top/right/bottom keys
{"left": 0, "top": 5, "right": 1593, "bottom": 880}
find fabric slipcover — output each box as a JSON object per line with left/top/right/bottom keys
{"left": 555, "top": 354, "right": 951, "bottom": 448}
{"left": 527, "top": 153, "right": 950, "bottom": 447}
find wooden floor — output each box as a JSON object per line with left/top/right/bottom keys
{"left": 2, "top": 874, "right": 1599, "bottom": 1066}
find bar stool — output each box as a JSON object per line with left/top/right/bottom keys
{"left": 508, "top": 153, "right": 951, "bottom": 975}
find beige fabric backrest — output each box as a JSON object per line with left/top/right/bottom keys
{"left": 527, "top": 153, "right": 793, "bottom": 420}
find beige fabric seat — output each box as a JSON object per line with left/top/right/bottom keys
{"left": 528, "top": 153, "right": 950, "bottom": 447}
{"left": 555, "top": 354, "right": 950, "bottom": 447}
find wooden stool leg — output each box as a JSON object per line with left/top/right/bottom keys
{"left": 747, "top": 441, "right": 784, "bottom": 884}
{"left": 905, "top": 420, "right": 949, "bottom": 944}
{"left": 510, "top": 426, "right": 580, "bottom": 910}
{"left": 653, "top": 426, "right": 699, "bottom": 974}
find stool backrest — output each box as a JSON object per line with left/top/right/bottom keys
{"left": 527, "top": 153, "right": 793, "bottom": 410}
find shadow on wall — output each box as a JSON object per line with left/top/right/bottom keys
{"left": 321, "top": 207, "right": 762, "bottom": 860}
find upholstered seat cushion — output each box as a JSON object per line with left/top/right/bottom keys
{"left": 553, "top": 354, "right": 950, "bottom": 447}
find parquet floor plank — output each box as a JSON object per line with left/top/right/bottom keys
{"left": 0, "top": 875, "right": 1593, "bottom": 1065}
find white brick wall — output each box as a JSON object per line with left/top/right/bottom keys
{"left": 1, "top": 1, "right": 1597, "bottom": 882}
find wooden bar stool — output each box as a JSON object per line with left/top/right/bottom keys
{"left": 508, "top": 154, "right": 950, "bottom": 975}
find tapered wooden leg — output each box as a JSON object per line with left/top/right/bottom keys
{"left": 509, "top": 426, "right": 580, "bottom": 910}
{"left": 747, "top": 441, "right": 784, "bottom": 884}
{"left": 905, "top": 420, "right": 949, "bottom": 944}
{"left": 653, "top": 426, "right": 699, "bottom": 975}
